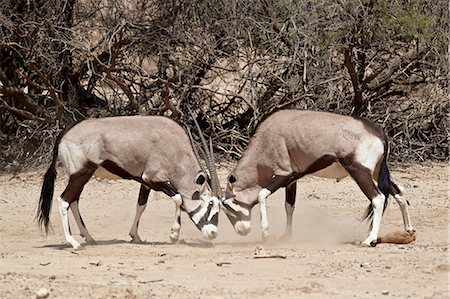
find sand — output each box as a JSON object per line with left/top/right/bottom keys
{"left": 0, "top": 163, "right": 448, "bottom": 298}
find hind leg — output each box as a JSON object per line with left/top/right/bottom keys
{"left": 280, "top": 182, "right": 297, "bottom": 242}
{"left": 390, "top": 183, "right": 414, "bottom": 232}
{"left": 129, "top": 184, "right": 151, "bottom": 243}
{"left": 362, "top": 193, "right": 385, "bottom": 247}
{"left": 341, "top": 161, "right": 385, "bottom": 247}
{"left": 59, "top": 169, "right": 95, "bottom": 249}
{"left": 70, "top": 201, "right": 95, "bottom": 244}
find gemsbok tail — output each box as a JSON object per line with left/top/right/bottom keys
{"left": 362, "top": 152, "right": 391, "bottom": 227}
{"left": 37, "top": 147, "right": 58, "bottom": 234}
{"left": 37, "top": 122, "right": 78, "bottom": 234}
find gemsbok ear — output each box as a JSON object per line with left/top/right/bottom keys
{"left": 195, "top": 171, "right": 208, "bottom": 186}
{"left": 228, "top": 173, "right": 238, "bottom": 185}
{"left": 225, "top": 172, "right": 238, "bottom": 199}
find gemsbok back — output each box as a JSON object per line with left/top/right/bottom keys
{"left": 220, "top": 109, "right": 414, "bottom": 247}
{"left": 37, "top": 115, "right": 221, "bottom": 249}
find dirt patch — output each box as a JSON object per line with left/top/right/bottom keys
{"left": 0, "top": 163, "right": 448, "bottom": 298}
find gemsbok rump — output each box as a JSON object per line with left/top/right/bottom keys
{"left": 220, "top": 109, "right": 414, "bottom": 246}
{"left": 37, "top": 115, "right": 221, "bottom": 249}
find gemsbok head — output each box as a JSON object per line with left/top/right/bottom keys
{"left": 220, "top": 109, "right": 414, "bottom": 247}
{"left": 37, "top": 115, "right": 221, "bottom": 249}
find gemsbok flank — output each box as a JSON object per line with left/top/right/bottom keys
{"left": 220, "top": 109, "right": 414, "bottom": 247}
{"left": 37, "top": 115, "right": 221, "bottom": 249}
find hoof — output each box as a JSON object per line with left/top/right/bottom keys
{"left": 360, "top": 241, "right": 372, "bottom": 247}
{"left": 169, "top": 233, "right": 180, "bottom": 244}
{"left": 68, "top": 239, "right": 83, "bottom": 250}
{"left": 71, "top": 244, "right": 85, "bottom": 251}
{"left": 361, "top": 236, "right": 377, "bottom": 247}
{"left": 407, "top": 229, "right": 416, "bottom": 235}
{"left": 130, "top": 236, "right": 143, "bottom": 244}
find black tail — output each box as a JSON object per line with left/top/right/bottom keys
{"left": 36, "top": 121, "right": 79, "bottom": 234}
{"left": 362, "top": 153, "right": 391, "bottom": 225}
{"left": 37, "top": 154, "right": 57, "bottom": 234}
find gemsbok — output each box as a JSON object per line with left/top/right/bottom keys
{"left": 220, "top": 109, "right": 414, "bottom": 247}
{"left": 37, "top": 115, "right": 221, "bottom": 249}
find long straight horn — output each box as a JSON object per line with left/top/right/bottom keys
{"left": 187, "top": 106, "right": 222, "bottom": 198}
{"left": 186, "top": 125, "right": 207, "bottom": 173}
{"left": 209, "top": 135, "right": 222, "bottom": 198}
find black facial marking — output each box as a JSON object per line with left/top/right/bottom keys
{"left": 188, "top": 205, "right": 205, "bottom": 229}
{"left": 206, "top": 200, "right": 214, "bottom": 218}
{"left": 192, "top": 191, "right": 200, "bottom": 200}
{"left": 222, "top": 200, "right": 252, "bottom": 221}
{"left": 209, "top": 211, "right": 219, "bottom": 226}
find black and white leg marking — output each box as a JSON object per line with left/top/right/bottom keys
{"left": 169, "top": 194, "right": 182, "bottom": 243}
{"left": 58, "top": 197, "right": 82, "bottom": 249}
{"left": 340, "top": 158, "right": 385, "bottom": 247}
{"left": 129, "top": 184, "right": 151, "bottom": 243}
{"left": 281, "top": 182, "right": 297, "bottom": 241}
{"left": 259, "top": 175, "right": 293, "bottom": 241}
{"left": 362, "top": 193, "right": 385, "bottom": 246}
{"left": 59, "top": 168, "right": 95, "bottom": 249}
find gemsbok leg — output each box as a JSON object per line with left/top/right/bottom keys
{"left": 129, "top": 184, "right": 151, "bottom": 243}
{"left": 258, "top": 175, "right": 293, "bottom": 241}
{"left": 137, "top": 179, "right": 183, "bottom": 243}
{"left": 339, "top": 161, "right": 385, "bottom": 247}
{"left": 390, "top": 183, "right": 414, "bottom": 232}
{"left": 280, "top": 182, "right": 297, "bottom": 241}
{"left": 59, "top": 169, "right": 95, "bottom": 249}
{"left": 70, "top": 200, "right": 95, "bottom": 244}
{"left": 169, "top": 194, "right": 182, "bottom": 243}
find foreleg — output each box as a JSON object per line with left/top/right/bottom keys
{"left": 280, "top": 182, "right": 297, "bottom": 241}
{"left": 129, "top": 184, "right": 151, "bottom": 243}
{"left": 169, "top": 194, "right": 182, "bottom": 243}
{"left": 259, "top": 175, "right": 293, "bottom": 242}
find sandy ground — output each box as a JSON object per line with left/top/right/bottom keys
{"left": 0, "top": 163, "right": 448, "bottom": 298}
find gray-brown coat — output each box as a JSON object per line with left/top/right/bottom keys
{"left": 222, "top": 110, "right": 413, "bottom": 246}
{"left": 37, "top": 116, "right": 220, "bottom": 249}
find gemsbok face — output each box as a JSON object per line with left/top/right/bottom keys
{"left": 37, "top": 115, "right": 220, "bottom": 249}
{"left": 220, "top": 109, "right": 414, "bottom": 247}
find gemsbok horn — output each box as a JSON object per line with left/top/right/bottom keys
{"left": 37, "top": 115, "right": 221, "bottom": 249}
{"left": 221, "top": 109, "right": 414, "bottom": 247}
